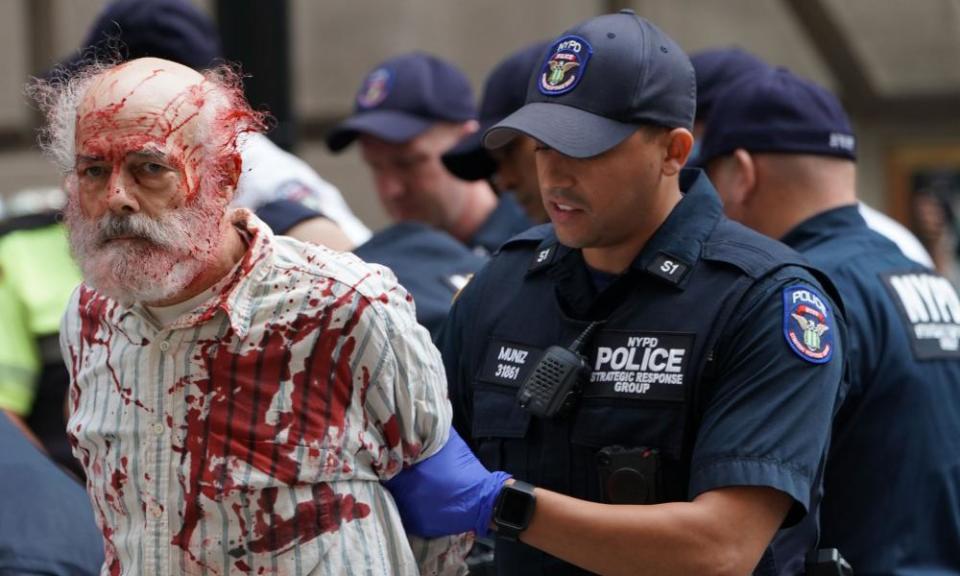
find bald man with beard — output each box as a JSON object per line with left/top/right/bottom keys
{"left": 31, "top": 57, "right": 467, "bottom": 575}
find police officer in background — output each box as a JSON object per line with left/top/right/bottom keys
{"left": 690, "top": 47, "right": 933, "bottom": 269}
{"left": 700, "top": 68, "right": 960, "bottom": 574}
{"left": 389, "top": 11, "right": 846, "bottom": 575}
{"left": 443, "top": 41, "right": 551, "bottom": 224}
{"left": 256, "top": 198, "right": 486, "bottom": 338}
{"left": 326, "top": 52, "right": 531, "bottom": 255}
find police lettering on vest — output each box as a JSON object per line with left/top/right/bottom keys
{"left": 883, "top": 271, "right": 960, "bottom": 358}
{"left": 587, "top": 332, "right": 692, "bottom": 400}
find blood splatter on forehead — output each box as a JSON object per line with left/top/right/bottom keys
{"left": 75, "top": 58, "right": 215, "bottom": 196}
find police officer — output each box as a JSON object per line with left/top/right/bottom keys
{"left": 700, "top": 68, "right": 960, "bottom": 574}
{"left": 443, "top": 41, "right": 551, "bottom": 224}
{"left": 326, "top": 52, "right": 531, "bottom": 255}
{"left": 384, "top": 11, "right": 846, "bottom": 575}
{"left": 689, "top": 47, "right": 933, "bottom": 269}
{"left": 256, "top": 198, "right": 486, "bottom": 338}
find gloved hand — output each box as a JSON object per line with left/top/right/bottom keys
{"left": 383, "top": 427, "right": 511, "bottom": 538}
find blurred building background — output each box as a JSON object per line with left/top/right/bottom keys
{"left": 1, "top": 0, "right": 958, "bottom": 232}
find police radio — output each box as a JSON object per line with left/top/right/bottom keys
{"left": 516, "top": 321, "right": 602, "bottom": 418}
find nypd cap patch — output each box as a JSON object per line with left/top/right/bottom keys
{"left": 356, "top": 67, "right": 392, "bottom": 109}
{"left": 538, "top": 35, "right": 593, "bottom": 96}
{"left": 782, "top": 284, "right": 835, "bottom": 364}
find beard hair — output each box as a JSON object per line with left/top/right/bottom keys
{"left": 64, "top": 184, "right": 229, "bottom": 306}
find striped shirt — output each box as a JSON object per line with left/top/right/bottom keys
{"left": 62, "top": 210, "right": 459, "bottom": 575}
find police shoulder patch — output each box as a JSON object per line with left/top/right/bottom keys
{"left": 538, "top": 35, "right": 593, "bottom": 96}
{"left": 782, "top": 284, "right": 835, "bottom": 364}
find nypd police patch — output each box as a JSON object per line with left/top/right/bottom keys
{"left": 783, "top": 284, "right": 834, "bottom": 364}
{"left": 356, "top": 67, "right": 392, "bottom": 109}
{"left": 538, "top": 35, "right": 593, "bottom": 96}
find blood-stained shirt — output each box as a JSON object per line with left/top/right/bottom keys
{"left": 61, "top": 210, "right": 455, "bottom": 576}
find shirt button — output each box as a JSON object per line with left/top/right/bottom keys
{"left": 159, "top": 341, "right": 170, "bottom": 352}
{"left": 152, "top": 423, "right": 164, "bottom": 435}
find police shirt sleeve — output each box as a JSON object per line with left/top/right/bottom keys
{"left": 688, "top": 266, "right": 845, "bottom": 522}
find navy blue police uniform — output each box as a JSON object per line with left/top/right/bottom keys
{"left": 437, "top": 169, "right": 847, "bottom": 575}
{"left": 468, "top": 193, "right": 530, "bottom": 256}
{"left": 698, "top": 67, "right": 960, "bottom": 573}
{"left": 257, "top": 199, "right": 487, "bottom": 338}
{"left": 354, "top": 221, "right": 487, "bottom": 338}
{"left": 782, "top": 206, "right": 960, "bottom": 574}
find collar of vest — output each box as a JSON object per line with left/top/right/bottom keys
{"left": 524, "top": 169, "right": 724, "bottom": 290}
{"left": 780, "top": 203, "right": 864, "bottom": 252}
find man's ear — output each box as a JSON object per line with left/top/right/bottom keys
{"left": 729, "top": 148, "right": 757, "bottom": 205}
{"left": 662, "top": 128, "right": 694, "bottom": 176}
{"left": 220, "top": 151, "right": 243, "bottom": 194}
{"left": 706, "top": 148, "right": 756, "bottom": 208}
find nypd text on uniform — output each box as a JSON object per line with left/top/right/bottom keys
{"left": 888, "top": 273, "right": 960, "bottom": 350}
{"left": 592, "top": 336, "right": 686, "bottom": 392}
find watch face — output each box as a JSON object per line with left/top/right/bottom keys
{"left": 499, "top": 487, "right": 534, "bottom": 528}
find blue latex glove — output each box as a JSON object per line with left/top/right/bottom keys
{"left": 383, "top": 427, "right": 512, "bottom": 538}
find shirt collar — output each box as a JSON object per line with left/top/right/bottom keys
{"left": 780, "top": 204, "right": 863, "bottom": 252}
{"left": 113, "top": 208, "right": 273, "bottom": 339}
{"left": 530, "top": 168, "right": 723, "bottom": 290}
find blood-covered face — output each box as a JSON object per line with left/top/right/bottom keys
{"left": 64, "top": 58, "right": 236, "bottom": 305}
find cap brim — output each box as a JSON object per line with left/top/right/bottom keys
{"left": 483, "top": 102, "right": 638, "bottom": 159}
{"left": 441, "top": 121, "right": 498, "bottom": 181}
{"left": 325, "top": 110, "right": 434, "bottom": 153}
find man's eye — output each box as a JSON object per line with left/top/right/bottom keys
{"left": 80, "top": 165, "right": 108, "bottom": 178}
{"left": 140, "top": 162, "right": 168, "bottom": 175}
{"left": 534, "top": 144, "right": 552, "bottom": 152}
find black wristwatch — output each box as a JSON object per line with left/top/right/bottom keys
{"left": 492, "top": 480, "right": 537, "bottom": 541}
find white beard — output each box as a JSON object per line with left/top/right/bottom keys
{"left": 64, "top": 190, "right": 227, "bottom": 306}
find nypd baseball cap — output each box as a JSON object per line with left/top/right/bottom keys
{"left": 325, "top": 52, "right": 477, "bottom": 153}
{"left": 690, "top": 47, "right": 769, "bottom": 122}
{"left": 483, "top": 10, "right": 696, "bottom": 159}
{"left": 697, "top": 67, "right": 857, "bottom": 166}
{"left": 442, "top": 41, "right": 550, "bottom": 181}
{"left": 49, "top": 0, "right": 221, "bottom": 76}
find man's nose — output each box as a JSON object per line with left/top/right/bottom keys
{"left": 106, "top": 169, "right": 140, "bottom": 215}
{"left": 535, "top": 150, "right": 573, "bottom": 191}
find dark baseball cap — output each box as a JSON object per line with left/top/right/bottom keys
{"left": 690, "top": 47, "right": 769, "bottom": 122}
{"left": 483, "top": 10, "right": 695, "bottom": 159}
{"left": 698, "top": 67, "right": 857, "bottom": 166}
{"left": 50, "top": 0, "right": 221, "bottom": 76}
{"left": 325, "top": 52, "right": 477, "bottom": 153}
{"left": 442, "top": 41, "right": 550, "bottom": 181}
